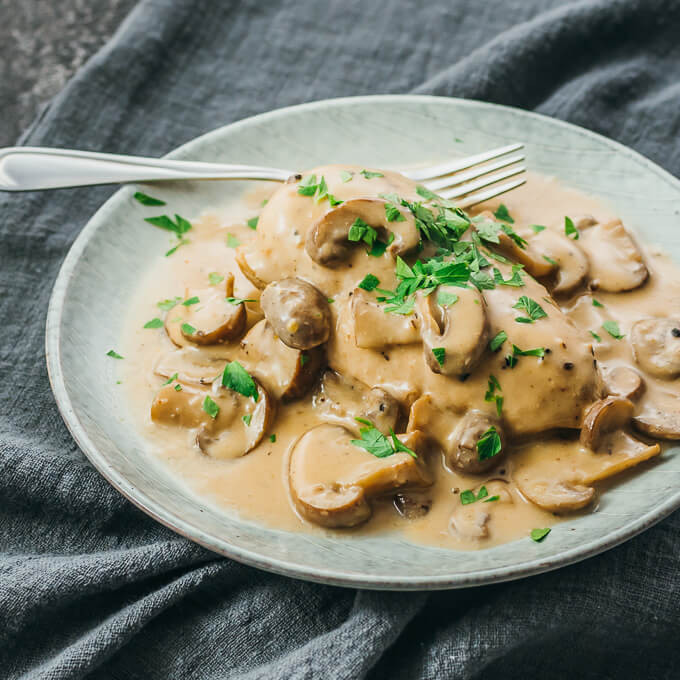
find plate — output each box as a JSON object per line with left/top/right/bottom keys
{"left": 46, "top": 95, "right": 680, "bottom": 589}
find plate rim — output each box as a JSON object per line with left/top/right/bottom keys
{"left": 45, "top": 94, "right": 680, "bottom": 590}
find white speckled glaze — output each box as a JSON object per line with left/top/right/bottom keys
{"left": 45, "top": 96, "right": 680, "bottom": 590}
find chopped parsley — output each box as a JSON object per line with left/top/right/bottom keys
{"left": 247, "top": 217, "right": 258, "bottom": 230}
{"left": 180, "top": 322, "right": 196, "bottom": 335}
{"left": 340, "top": 170, "right": 353, "bottom": 183}
{"left": 460, "top": 486, "right": 489, "bottom": 505}
{"left": 165, "top": 238, "right": 189, "bottom": 257}
{"left": 300, "top": 354, "right": 309, "bottom": 366}
{"left": 432, "top": 347, "right": 446, "bottom": 366}
{"left": 134, "top": 191, "right": 166, "bottom": 206}
{"left": 384, "top": 203, "right": 405, "bottom": 222}
{"left": 174, "top": 384, "right": 182, "bottom": 392}
{"left": 348, "top": 218, "right": 379, "bottom": 247}
{"left": 182, "top": 296, "right": 200, "bottom": 306}
{"left": 145, "top": 213, "right": 192, "bottom": 237}
{"left": 269, "top": 434, "right": 276, "bottom": 443}
{"left": 297, "top": 174, "right": 342, "bottom": 205}
{"left": 358, "top": 273, "right": 380, "bottom": 291}
{"left": 222, "top": 361, "right": 258, "bottom": 401}
{"left": 477, "top": 426, "right": 502, "bottom": 461}
{"left": 106, "top": 349, "right": 124, "bottom": 359}
{"left": 157, "top": 296, "right": 182, "bottom": 311}
{"left": 512, "top": 344, "right": 546, "bottom": 358}
{"left": 505, "top": 354, "right": 518, "bottom": 368}
{"left": 543, "top": 255, "right": 558, "bottom": 265}
{"left": 492, "top": 265, "right": 524, "bottom": 287}
{"left": 226, "top": 296, "right": 256, "bottom": 305}
{"left": 226, "top": 234, "right": 241, "bottom": 248}
{"left": 242, "top": 414, "right": 252, "bottom": 426}
{"left": 143, "top": 317, "right": 164, "bottom": 329}
{"left": 484, "top": 375, "right": 503, "bottom": 417}
{"left": 208, "top": 273, "right": 224, "bottom": 285}
{"left": 162, "top": 372, "right": 179, "bottom": 385}
{"left": 350, "top": 418, "right": 417, "bottom": 459}
{"left": 360, "top": 169, "right": 384, "bottom": 179}
{"left": 489, "top": 330, "right": 508, "bottom": 352}
{"left": 590, "top": 330, "right": 602, "bottom": 342}
{"left": 437, "top": 290, "right": 458, "bottom": 307}
{"left": 603, "top": 320, "right": 624, "bottom": 339}
{"left": 531, "top": 527, "right": 551, "bottom": 542}
{"left": 202, "top": 395, "right": 220, "bottom": 419}
{"left": 564, "top": 216, "right": 579, "bottom": 240}
{"left": 512, "top": 296, "right": 547, "bottom": 324}
{"left": 592, "top": 299, "right": 604, "bottom": 308}
{"left": 493, "top": 203, "right": 514, "bottom": 223}
{"left": 530, "top": 224, "right": 546, "bottom": 233}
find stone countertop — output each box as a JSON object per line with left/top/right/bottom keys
{"left": 0, "top": 0, "right": 137, "bottom": 146}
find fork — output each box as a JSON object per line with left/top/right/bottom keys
{"left": 0, "top": 143, "right": 525, "bottom": 208}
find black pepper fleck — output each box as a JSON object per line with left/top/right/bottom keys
{"left": 672, "top": 328, "right": 680, "bottom": 338}
{"left": 563, "top": 362, "right": 574, "bottom": 370}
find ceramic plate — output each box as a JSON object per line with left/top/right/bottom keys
{"left": 46, "top": 95, "right": 680, "bottom": 589}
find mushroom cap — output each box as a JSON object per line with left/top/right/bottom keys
{"left": 631, "top": 318, "right": 680, "bottom": 379}
{"left": 579, "top": 219, "right": 648, "bottom": 292}
{"left": 633, "top": 398, "right": 680, "bottom": 440}
{"left": 288, "top": 424, "right": 431, "bottom": 528}
{"left": 351, "top": 288, "right": 420, "bottom": 348}
{"left": 600, "top": 365, "right": 644, "bottom": 401}
{"left": 417, "top": 285, "right": 489, "bottom": 377}
{"left": 260, "top": 277, "right": 331, "bottom": 350}
{"left": 580, "top": 396, "right": 634, "bottom": 451}
{"left": 313, "top": 370, "right": 400, "bottom": 436}
{"left": 154, "top": 347, "right": 227, "bottom": 387}
{"left": 496, "top": 231, "right": 556, "bottom": 278}
{"left": 240, "top": 319, "right": 325, "bottom": 401}
{"left": 518, "top": 479, "right": 594, "bottom": 512}
{"left": 447, "top": 410, "right": 506, "bottom": 475}
{"left": 305, "top": 198, "right": 419, "bottom": 267}
{"left": 530, "top": 227, "right": 589, "bottom": 295}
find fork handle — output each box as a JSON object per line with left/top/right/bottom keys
{"left": 0, "top": 147, "right": 293, "bottom": 191}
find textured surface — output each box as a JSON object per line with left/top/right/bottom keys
{"left": 0, "top": 0, "right": 136, "bottom": 146}
{"left": 2, "top": 0, "right": 680, "bottom": 679}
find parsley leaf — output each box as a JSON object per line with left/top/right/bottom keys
{"left": 531, "top": 527, "right": 551, "bottom": 542}
{"left": 477, "top": 427, "right": 502, "bottom": 461}
{"left": 226, "top": 234, "right": 241, "bottom": 248}
{"left": 106, "top": 349, "right": 123, "bottom": 359}
{"left": 590, "top": 330, "right": 602, "bottom": 342}
{"left": 270, "top": 434, "right": 276, "bottom": 443}
{"left": 493, "top": 204, "right": 514, "bottom": 223}
{"left": 162, "top": 372, "right": 179, "bottom": 385}
{"left": 181, "top": 322, "right": 196, "bottom": 336}
{"left": 461, "top": 486, "right": 490, "bottom": 505}
{"left": 437, "top": 290, "right": 458, "bottom": 307}
{"left": 297, "top": 174, "right": 318, "bottom": 196}
{"left": 530, "top": 224, "right": 546, "bottom": 233}
{"left": 385, "top": 203, "right": 406, "bottom": 222}
{"left": 603, "top": 320, "right": 624, "bottom": 339}
{"left": 182, "top": 296, "right": 200, "bottom": 306}
{"left": 350, "top": 418, "right": 417, "bottom": 458}
{"left": 208, "top": 273, "right": 224, "bottom": 285}
{"left": 512, "top": 344, "right": 546, "bottom": 358}
{"left": 134, "top": 191, "right": 166, "bottom": 206}
{"left": 143, "top": 317, "right": 163, "bottom": 329}
{"left": 592, "top": 299, "right": 604, "bottom": 308}
{"left": 145, "top": 214, "right": 192, "bottom": 237}
{"left": 157, "top": 296, "right": 182, "bottom": 311}
{"left": 484, "top": 375, "right": 503, "bottom": 417}
{"left": 432, "top": 347, "right": 446, "bottom": 366}
{"left": 226, "top": 296, "right": 256, "bottom": 305}
{"left": 489, "top": 330, "right": 507, "bottom": 352}
{"left": 360, "top": 169, "right": 384, "bottom": 179}
{"left": 493, "top": 265, "right": 524, "bottom": 287}
{"left": 247, "top": 216, "right": 258, "bottom": 230}
{"left": 222, "top": 361, "right": 258, "bottom": 401}
{"left": 564, "top": 216, "right": 579, "bottom": 240}
{"left": 340, "top": 170, "right": 353, "bottom": 183}
{"left": 242, "top": 414, "right": 252, "bottom": 426}
{"left": 348, "top": 218, "right": 378, "bottom": 247}
{"left": 512, "top": 296, "right": 547, "bottom": 323}
{"left": 358, "top": 273, "right": 380, "bottom": 291}
{"left": 202, "top": 395, "right": 220, "bottom": 419}
{"left": 543, "top": 255, "right": 558, "bottom": 265}
{"left": 165, "top": 238, "right": 189, "bottom": 257}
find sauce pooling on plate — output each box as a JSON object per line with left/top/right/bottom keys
{"left": 121, "top": 167, "right": 680, "bottom": 549}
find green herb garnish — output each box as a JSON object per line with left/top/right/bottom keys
{"left": 208, "top": 273, "right": 224, "bottom": 285}
{"left": 493, "top": 204, "right": 514, "bottom": 223}
{"left": 603, "top": 320, "right": 624, "bottom": 339}
{"left": 590, "top": 330, "right": 602, "bottom": 342}
{"left": 531, "top": 527, "right": 551, "bottom": 542}
{"left": 165, "top": 239, "right": 189, "bottom": 257}
{"left": 222, "top": 361, "right": 258, "bottom": 401}
{"left": 242, "top": 414, "right": 252, "bottom": 426}
{"left": 269, "top": 434, "right": 276, "bottom": 443}
{"left": 358, "top": 273, "right": 380, "bottom": 291}
{"left": 432, "top": 347, "right": 446, "bottom": 366}
{"left": 512, "top": 344, "right": 546, "bottom": 358}
{"left": 143, "top": 317, "right": 164, "bottom": 329}
{"left": 180, "top": 322, "right": 196, "bottom": 335}
{"left": 226, "top": 234, "right": 240, "bottom": 248}
{"left": 484, "top": 375, "right": 503, "bottom": 417}
{"left": 489, "top": 330, "right": 508, "bottom": 352}
{"left": 145, "top": 214, "right": 191, "bottom": 237}
{"left": 247, "top": 217, "right": 258, "bottom": 230}
{"left": 340, "top": 170, "right": 353, "bottom": 183}
{"left": 360, "top": 169, "right": 384, "bottom": 179}
{"left": 226, "top": 296, "right": 256, "bottom": 305}
{"left": 162, "top": 373, "right": 179, "bottom": 385}
{"left": 202, "top": 395, "right": 220, "bottom": 419}
{"left": 477, "top": 426, "right": 502, "bottom": 461}
{"left": 182, "top": 296, "right": 200, "bottom": 306}
{"left": 530, "top": 224, "right": 546, "bottom": 233}
{"left": 134, "top": 191, "right": 166, "bottom": 206}
{"left": 512, "top": 296, "right": 547, "bottom": 323}
{"left": 157, "top": 296, "right": 182, "bottom": 311}
{"left": 592, "top": 299, "right": 604, "bottom": 308}
{"left": 385, "top": 203, "right": 405, "bottom": 222}
{"left": 564, "top": 216, "right": 579, "bottom": 240}
{"left": 350, "top": 418, "right": 417, "bottom": 459}
{"left": 106, "top": 350, "right": 124, "bottom": 359}
{"left": 543, "top": 255, "right": 558, "bottom": 265}
{"left": 460, "top": 486, "right": 489, "bottom": 505}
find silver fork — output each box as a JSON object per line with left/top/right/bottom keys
{"left": 0, "top": 143, "right": 525, "bottom": 208}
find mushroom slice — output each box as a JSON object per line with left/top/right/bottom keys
{"left": 235, "top": 246, "right": 267, "bottom": 290}
{"left": 196, "top": 381, "right": 274, "bottom": 459}
{"left": 631, "top": 318, "right": 680, "bottom": 379}
{"left": 305, "top": 198, "right": 419, "bottom": 266}
{"left": 393, "top": 491, "right": 432, "bottom": 519}
{"left": 151, "top": 383, "right": 214, "bottom": 429}
{"left": 600, "top": 365, "right": 644, "bottom": 400}
{"left": 633, "top": 394, "right": 680, "bottom": 440}
{"left": 580, "top": 396, "right": 634, "bottom": 451}
{"left": 579, "top": 219, "right": 648, "bottom": 292}
{"left": 154, "top": 347, "right": 228, "bottom": 386}
{"left": 450, "top": 480, "right": 513, "bottom": 539}
{"left": 496, "top": 231, "right": 556, "bottom": 278}
{"left": 447, "top": 410, "right": 506, "bottom": 474}
{"left": 351, "top": 288, "right": 420, "bottom": 348}
{"left": 288, "top": 424, "right": 431, "bottom": 528}
{"left": 518, "top": 479, "right": 594, "bottom": 513}
{"left": 240, "top": 319, "right": 324, "bottom": 401}
{"left": 260, "top": 278, "right": 331, "bottom": 350}
{"left": 530, "top": 227, "right": 589, "bottom": 295}
{"left": 417, "top": 285, "right": 488, "bottom": 376}
{"left": 313, "top": 370, "right": 400, "bottom": 436}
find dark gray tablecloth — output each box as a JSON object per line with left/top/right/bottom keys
{"left": 2, "top": 1, "right": 680, "bottom": 678}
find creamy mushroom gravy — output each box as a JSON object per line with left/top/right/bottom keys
{"left": 120, "top": 167, "right": 680, "bottom": 550}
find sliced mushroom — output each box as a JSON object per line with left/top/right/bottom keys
{"left": 393, "top": 491, "right": 432, "bottom": 519}
{"left": 240, "top": 319, "right": 324, "bottom": 400}
{"left": 447, "top": 410, "right": 506, "bottom": 475}
{"left": 260, "top": 278, "right": 331, "bottom": 350}
{"left": 518, "top": 479, "right": 594, "bottom": 512}
{"left": 601, "top": 365, "right": 644, "bottom": 400}
{"left": 313, "top": 370, "right": 400, "bottom": 436}
{"left": 154, "top": 347, "right": 228, "bottom": 386}
{"left": 289, "top": 425, "right": 432, "bottom": 528}
{"left": 164, "top": 275, "right": 247, "bottom": 347}
{"left": 496, "top": 232, "right": 556, "bottom": 278}
{"left": 573, "top": 215, "right": 598, "bottom": 230}
{"left": 580, "top": 396, "right": 634, "bottom": 450}
{"left": 235, "top": 246, "right": 267, "bottom": 290}
{"left": 417, "top": 285, "right": 488, "bottom": 376}
{"left": 631, "top": 318, "right": 680, "bottom": 379}
{"left": 305, "top": 198, "right": 419, "bottom": 266}
{"left": 633, "top": 396, "right": 680, "bottom": 440}
{"left": 150, "top": 379, "right": 274, "bottom": 459}
{"left": 530, "top": 227, "right": 589, "bottom": 295}
{"left": 450, "top": 480, "right": 513, "bottom": 539}
{"left": 579, "top": 219, "right": 648, "bottom": 292}
{"left": 351, "top": 288, "right": 420, "bottom": 348}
